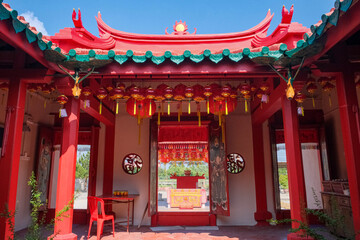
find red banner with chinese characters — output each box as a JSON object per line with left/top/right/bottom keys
{"left": 158, "top": 126, "right": 208, "bottom": 142}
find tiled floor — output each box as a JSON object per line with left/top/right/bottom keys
{"left": 16, "top": 224, "right": 337, "bottom": 239}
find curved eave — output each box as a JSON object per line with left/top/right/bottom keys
{"left": 96, "top": 10, "right": 274, "bottom": 42}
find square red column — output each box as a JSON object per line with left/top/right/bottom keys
{"left": 281, "top": 96, "right": 308, "bottom": 240}
{"left": 50, "top": 97, "right": 80, "bottom": 240}
{"left": 335, "top": 73, "right": 360, "bottom": 240}
{"left": 0, "top": 79, "right": 27, "bottom": 239}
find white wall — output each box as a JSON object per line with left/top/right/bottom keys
{"left": 0, "top": 90, "right": 58, "bottom": 231}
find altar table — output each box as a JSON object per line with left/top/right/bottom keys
{"left": 167, "top": 189, "right": 207, "bottom": 209}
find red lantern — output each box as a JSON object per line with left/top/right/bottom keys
{"left": 259, "top": 82, "right": 269, "bottom": 92}
{"left": 185, "top": 86, "right": 194, "bottom": 114}
{"left": 110, "top": 87, "right": 124, "bottom": 114}
{"left": 164, "top": 87, "right": 173, "bottom": 115}
{"left": 96, "top": 88, "right": 107, "bottom": 114}
{"left": 239, "top": 83, "right": 251, "bottom": 112}
{"left": 209, "top": 95, "right": 237, "bottom": 126}
{"left": 27, "top": 84, "right": 37, "bottom": 93}
{"left": 295, "top": 92, "right": 306, "bottom": 116}
{"left": 323, "top": 82, "right": 335, "bottom": 107}
{"left": 204, "top": 85, "right": 212, "bottom": 114}
{"left": 82, "top": 86, "right": 92, "bottom": 109}
{"left": 250, "top": 84, "right": 257, "bottom": 92}
{"left": 41, "top": 84, "right": 52, "bottom": 108}
{"left": 174, "top": 84, "right": 186, "bottom": 122}
{"left": 318, "top": 77, "right": 328, "bottom": 87}
{"left": 117, "top": 83, "right": 126, "bottom": 90}
{"left": 57, "top": 95, "right": 68, "bottom": 118}
{"left": 146, "top": 88, "right": 156, "bottom": 116}
{"left": 306, "top": 83, "right": 317, "bottom": 108}
{"left": 0, "top": 82, "right": 9, "bottom": 91}
{"left": 211, "top": 84, "right": 224, "bottom": 101}
{"left": 105, "top": 84, "right": 114, "bottom": 92}
{"left": 221, "top": 85, "right": 231, "bottom": 98}
{"left": 306, "top": 76, "right": 316, "bottom": 86}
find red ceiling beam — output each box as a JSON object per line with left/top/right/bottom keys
{"left": 251, "top": 81, "right": 287, "bottom": 125}
{"left": 0, "top": 68, "right": 53, "bottom": 83}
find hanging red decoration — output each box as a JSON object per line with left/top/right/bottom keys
{"left": 306, "top": 83, "right": 317, "bottom": 108}
{"left": 323, "top": 82, "right": 335, "bottom": 107}
{"left": 174, "top": 84, "right": 186, "bottom": 122}
{"left": 117, "top": 83, "right": 126, "bottom": 90}
{"left": 164, "top": 87, "right": 173, "bottom": 116}
{"left": 146, "top": 88, "right": 156, "bottom": 117}
{"left": 306, "top": 75, "right": 316, "bottom": 86}
{"left": 41, "top": 84, "right": 52, "bottom": 108}
{"left": 221, "top": 85, "right": 231, "bottom": 98}
{"left": 204, "top": 85, "right": 212, "bottom": 114}
{"left": 82, "top": 86, "right": 92, "bottom": 109}
{"left": 250, "top": 84, "right": 257, "bottom": 93}
{"left": 185, "top": 86, "right": 194, "bottom": 114}
{"left": 110, "top": 87, "right": 124, "bottom": 114}
{"left": 126, "top": 98, "right": 156, "bottom": 144}
{"left": 318, "top": 77, "right": 328, "bottom": 87}
{"left": 56, "top": 95, "right": 68, "bottom": 118}
{"left": 96, "top": 87, "right": 107, "bottom": 114}
{"left": 105, "top": 84, "right": 114, "bottom": 92}
{"left": 209, "top": 95, "right": 237, "bottom": 126}
{"left": 295, "top": 92, "right": 306, "bottom": 116}
{"left": 0, "top": 82, "right": 9, "bottom": 91}
{"left": 27, "top": 84, "right": 37, "bottom": 93}
{"left": 239, "top": 83, "right": 251, "bottom": 112}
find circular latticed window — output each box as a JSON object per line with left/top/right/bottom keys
{"left": 122, "top": 153, "right": 143, "bottom": 175}
{"left": 226, "top": 153, "right": 245, "bottom": 174}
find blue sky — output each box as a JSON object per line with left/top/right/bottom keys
{"left": 9, "top": 0, "right": 335, "bottom": 37}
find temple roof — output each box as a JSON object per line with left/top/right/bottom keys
{"left": 0, "top": 0, "right": 356, "bottom": 70}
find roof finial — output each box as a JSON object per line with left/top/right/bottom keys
{"left": 72, "top": 8, "right": 83, "bottom": 28}
{"left": 281, "top": 4, "right": 294, "bottom": 24}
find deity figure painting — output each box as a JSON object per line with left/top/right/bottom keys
{"left": 37, "top": 137, "right": 52, "bottom": 205}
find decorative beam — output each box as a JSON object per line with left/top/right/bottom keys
{"left": 0, "top": 68, "right": 51, "bottom": 83}
{"left": 252, "top": 81, "right": 287, "bottom": 125}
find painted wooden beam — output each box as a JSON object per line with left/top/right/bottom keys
{"left": 252, "top": 81, "right": 287, "bottom": 125}
{"left": 0, "top": 68, "right": 51, "bottom": 83}
{"left": 0, "top": 78, "right": 27, "bottom": 240}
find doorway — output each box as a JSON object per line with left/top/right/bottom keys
{"left": 157, "top": 125, "right": 210, "bottom": 212}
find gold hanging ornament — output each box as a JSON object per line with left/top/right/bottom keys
{"left": 322, "top": 82, "right": 335, "bottom": 107}
{"left": 306, "top": 83, "right": 317, "bottom": 108}
{"left": 185, "top": 86, "right": 194, "bottom": 114}
{"left": 56, "top": 95, "right": 68, "bottom": 118}
{"left": 295, "top": 92, "right": 306, "bottom": 116}
{"left": 96, "top": 88, "right": 107, "bottom": 114}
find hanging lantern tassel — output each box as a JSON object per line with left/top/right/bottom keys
{"left": 219, "top": 113, "right": 222, "bottom": 126}
{"left": 44, "top": 99, "right": 47, "bottom": 109}
{"left": 167, "top": 101, "right": 170, "bottom": 116}
{"left": 225, "top": 99, "right": 228, "bottom": 115}
{"left": 188, "top": 100, "right": 191, "bottom": 114}
{"left": 207, "top": 97, "right": 210, "bottom": 114}
{"left": 221, "top": 117, "right": 226, "bottom": 143}
{"left": 149, "top": 101, "right": 152, "bottom": 116}
{"left": 312, "top": 97, "right": 315, "bottom": 108}
{"left": 99, "top": 100, "right": 103, "bottom": 115}
{"left": 197, "top": 102, "right": 201, "bottom": 126}
{"left": 245, "top": 98, "right": 248, "bottom": 113}
{"left": 158, "top": 105, "right": 161, "bottom": 126}
{"left": 328, "top": 94, "right": 332, "bottom": 107}
{"left": 178, "top": 102, "right": 181, "bottom": 122}
{"left": 134, "top": 100, "right": 137, "bottom": 115}
{"left": 116, "top": 100, "right": 120, "bottom": 114}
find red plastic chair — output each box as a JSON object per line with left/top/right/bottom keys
{"left": 88, "top": 196, "right": 115, "bottom": 239}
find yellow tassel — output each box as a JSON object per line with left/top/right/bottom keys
{"left": 188, "top": 100, "right": 191, "bottom": 114}
{"left": 84, "top": 100, "right": 87, "bottom": 109}
{"left": 99, "top": 101, "right": 102, "bottom": 115}
{"left": 59, "top": 108, "right": 61, "bottom": 118}
{"left": 219, "top": 113, "right": 222, "bottom": 126}
{"left": 225, "top": 100, "right": 228, "bottom": 115}
{"left": 312, "top": 97, "right": 315, "bottom": 108}
{"left": 178, "top": 107, "right": 181, "bottom": 122}
{"left": 328, "top": 94, "right": 332, "bottom": 107}
{"left": 134, "top": 100, "right": 137, "bottom": 115}
{"left": 116, "top": 101, "right": 119, "bottom": 114}
{"left": 222, "top": 118, "right": 226, "bottom": 144}
{"left": 245, "top": 99, "right": 248, "bottom": 112}
{"left": 301, "top": 106, "right": 304, "bottom": 116}
{"left": 158, "top": 110, "right": 161, "bottom": 126}
{"left": 198, "top": 111, "right": 201, "bottom": 127}
{"left": 44, "top": 99, "right": 47, "bottom": 109}
{"left": 207, "top": 99, "right": 209, "bottom": 114}
{"left": 167, "top": 102, "right": 170, "bottom": 115}
{"left": 138, "top": 114, "right": 141, "bottom": 125}
{"left": 149, "top": 102, "right": 152, "bottom": 116}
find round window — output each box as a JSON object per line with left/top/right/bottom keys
{"left": 122, "top": 153, "right": 143, "bottom": 175}
{"left": 226, "top": 153, "right": 245, "bottom": 174}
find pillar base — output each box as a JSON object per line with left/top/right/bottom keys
{"left": 287, "top": 233, "right": 313, "bottom": 240}
{"left": 254, "top": 211, "right": 272, "bottom": 225}
{"left": 48, "top": 233, "right": 77, "bottom": 240}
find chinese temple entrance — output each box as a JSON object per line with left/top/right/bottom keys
{"left": 157, "top": 124, "right": 210, "bottom": 212}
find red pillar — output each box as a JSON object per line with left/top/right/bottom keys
{"left": 103, "top": 125, "right": 115, "bottom": 195}
{"left": 51, "top": 97, "right": 80, "bottom": 240}
{"left": 281, "top": 96, "right": 308, "bottom": 240}
{"left": 88, "top": 126, "right": 100, "bottom": 197}
{"left": 335, "top": 73, "right": 360, "bottom": 240}
{"left": 0, "top": 79, "right": 26, "bottom": 239}
{"left": 252, "top": 124, "right": 272, "bottom": 225}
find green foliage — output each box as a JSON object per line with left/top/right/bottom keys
{"left": 158, "top": 162, "right": 209, "bottom": 180}
{"left": 269, "top": 188, "right": 355, "bottom": 240}
{"left": 75, "top": 151, "right": 90, "bottom": 181}
{"left": 1, "top": 172, "right": 75, "bottom": 240}
{"left": 0, "top": 204, "right": 16, "bottom": 240}
{"left": 278, "top": 167, "right": 289, "bottom": 190}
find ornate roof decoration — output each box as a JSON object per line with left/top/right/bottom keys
{"left": 165, "top": 20, "right": 196, "bottom": 35}
{"left": 0, "top": 0, "right": 356, "bottom": 70}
